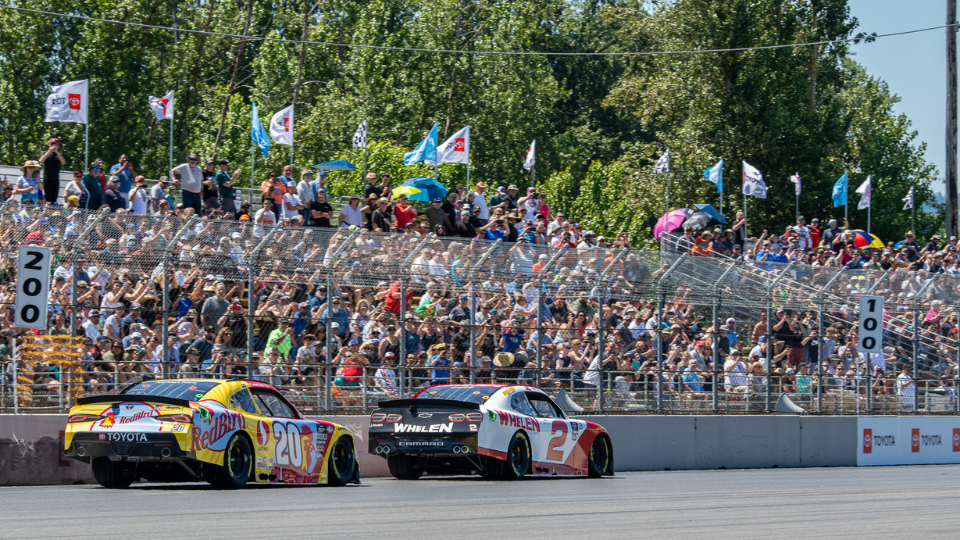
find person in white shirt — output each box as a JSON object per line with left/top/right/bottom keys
{"left": 517, "top": 187, "right": 539, "bottom": 223}
{"left": 82, "top": 310, "right": 102, "bottom": 341}
{"left": 795, "top": 216, "right": 812, "bottom": 251}
{"left": 723, "top": 350, "right": 748, "bottom": 390}
{"left": 281, "top": 181, "right": 302, "bottom": 220}
{"left": 170, "top": 153, "right": 204, "bottom": 215}
{"left": 471, "top": 182, "right": 489, "bottom": 221}
{"left": 897, "top": 364, "right": 915, "bottom": 408}
{"left": 53, "top": 260, "right": 72, "bottom": 282}
{"left": 129, "top": 177, "right": 148, "bottom": 215}
{"left": 149, "top": 177, "right": 169, "bottom": 213}
{"left": 254, "top": 199, "right": 277, "bottom": 238}
{"left": 339, "top": 194, "right": 364, "bottom": 227}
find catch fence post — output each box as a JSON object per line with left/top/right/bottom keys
{"left": 325, "top": 227, "right": 362, "bottom": 414}
{"left": 765, "top": 261, "right": 796, "bottom": 414}
{"left": 164, "top": 216, "right": 198, "bottom": 380}
{"left": 655, "top": 253, "right": 687, "bottom": 414}
{"left": 815, "top": 267, "right": 847, "bottom": 414}
{"left": 399, "top": 234, "right": 433, "bottom": 396}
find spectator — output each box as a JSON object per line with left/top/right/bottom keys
{"left": 64, "top": 169, "right": 88, "bottom": 209}
{"left": 897, "top": 364, "right": 915, "bottom": 409}
{"left": 393, "top": 194, "right": 416, "bottom": 230}
{"left": 129, "top": 176, "right": 148, "bottom": 215}
{"left": 310, "top": 190, "right": 334, "bottom": 228}
{"left": 339, "top": 194, "right": 363, "bottom": 228}
{"left": 218, "top": 160, "right": 241, "bottom": 215}
{"left": 110, "top": 154, "right": 135, "bottom": 206}
{"left": 38, "top": 138, "right": 65, "bottom": 204}
{"left": 103, "top": 176, "right": 124, "bottom": 212}
{"left": 171, "top": 153, "right": 204, "bottom": 215}
{"left": 150, "top": 176, "right": 169, "bottom": 213}
{"left": 13, "top": 160, "right": 42, "bottom": 205}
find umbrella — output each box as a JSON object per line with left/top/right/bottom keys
{"left": 681, "top": 211, "right": 722, "bottom": 231}
{"left": 392, "top": 186, "right": 421, "bottom": 199}
{"left": 694, "top": 203, "right": 728, "bottom": 225}
{"left": 850, "top": 229, "right": 884, "bottom": 249}
{"left": 401, "top": 177, "right": 447, "bottom": 202}
{"left": 313, "top": 159, "right": 357, "bottom": 171}
{"left": 653, "top": 208, "right": 693, "bottom": 239}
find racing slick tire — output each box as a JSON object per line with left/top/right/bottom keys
{"left": 503, "top": 431, "right": 531, "bottom": 480}
{"left": 387, "top": 454, "right": 424, "bottom": 480}
{"left": 587, "top": 434, "right": 612, "bottom": 478}
{"left": 92, "top": 457, "right": 133, "bottom": 489}
{"left": 209, "top": 433, "right": 254, "bottom": 489}
{"left": 327, "top": 436, "right": 357, "bottom": 486}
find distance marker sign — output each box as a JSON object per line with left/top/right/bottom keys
{"left": 14, "top": 245, "right": 50, "bottom": 330}
{"left": 858, "top": 295, "right": 883, "bottom": 354}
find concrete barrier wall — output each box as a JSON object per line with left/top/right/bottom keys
{"left": 0, "top": 413, "right": 868, "bottom": 486}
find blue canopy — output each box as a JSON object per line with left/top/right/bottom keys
{"left": 694, "top": 203, "right": 728, "bottom": 225}
{"left": 401, "top": 177, "right": 447, "bottom": 202}
{"left": 313, "top": 160, "right": 357, "bottom": 171}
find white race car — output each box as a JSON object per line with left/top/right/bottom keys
{"left": 368, "top": 384, "right": 614, "bottom": 479}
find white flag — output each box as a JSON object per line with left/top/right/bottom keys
{"left": 742, "top": 161, "right": 767, "bottom": 199}
{"left": 903, "top": 186, "right": 914, "bottom": 211}
{"left": 148, "top": 90, "right": 174, "bottom": 121}
{"left": 856, "top": 175, "right": 871, "bottom": 210}
{"left": 523, "top": 140, "right": 536, "bottom": 170}
{"left": 654, "top": 149, "right": 670, "bottom": 173}
{"left": 353, "top": 120, "right": 367, "bottom": 148}
{"left": 269, "top": 104, "right": 294, "bottom": 146}
{"left": 426, "top": 125, "right": 470, "bottom": 165}
{"left": 44, "top": 79, "right": 89, "bottom": 124}
{"left": 790, "top": 173, "right": 801, "bottom": 196}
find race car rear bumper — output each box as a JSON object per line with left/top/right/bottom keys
{"left": 369, "top": 433, "right": 478, "bottom": 457}
{"left": 66, "top": 432, "right": 188, "bottom": 463}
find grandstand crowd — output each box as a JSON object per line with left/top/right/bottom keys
{"left": 1, "top": 148, "right": 957, "bottom": 413}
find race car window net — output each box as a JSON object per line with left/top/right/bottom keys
{"left": 416, "top": 385, "right": 499, "bottom": 405}
{"left": 122, "top": 380, "right": 219, "bottom": 400}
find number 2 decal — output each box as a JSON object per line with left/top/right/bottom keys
{"left": 273, "top": 422, "right": 303, "bottom": 468}
{"left": 545, "top": 421, "right": 568, "bottom": 462}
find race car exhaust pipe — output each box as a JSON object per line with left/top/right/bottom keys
{"left": 160, "top": 448, "right": 172, "bottom": 457}
{"left": 76, "top": 446, "right": 86, "bottom": 457}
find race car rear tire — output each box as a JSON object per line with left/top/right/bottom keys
{"left": 503, "top": 432, "right": 531, "bottom": 480}
{"left": 327, "top": 436, "right": 356, "bottom": 486}
{"left": 210, "top": 433, "right": 253, "bottom": 489}
{"left": 92, "top": 457, "right": 133, "bottom": 489}
{"left": 387, "top": 454, "right": 424, "bottom": 480}
{"left": 588, "top": 434, "right": 611, "bottom": 478}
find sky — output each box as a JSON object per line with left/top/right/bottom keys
{"left": 848, "top": 0, "right": 954, "bottom": 195}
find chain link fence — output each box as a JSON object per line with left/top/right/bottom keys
{"left": 0, "top": 202, "right": 957, "bottom": 415}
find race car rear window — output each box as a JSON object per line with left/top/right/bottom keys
{"left": 122, "top": 381, "right": 219, "bottom": 400}
{"left": 416, "top": 385, "right": 499, "bottom": 404}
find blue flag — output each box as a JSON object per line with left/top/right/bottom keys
{"left": 703, "top": 159, "right": 723, "bottom": 193}
{"left": 404, "top": 122, "right": 438, "bottom": 166}
{"left": 251, "top": 100, "right": 270, "bottom": 159}
{"left": 832, "top": 173, "right": 847, "bottom": 207}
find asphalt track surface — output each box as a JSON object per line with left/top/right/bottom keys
{"left": 1, "top": 466, "right": 957, "bottom": 539}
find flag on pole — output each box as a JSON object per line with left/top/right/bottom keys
{"left": 353, "top": 120, "right": 367, "bottom": 148}
{"left": 703, "top": 159, "right": 723, "bottom": 193}
{"left": 832, "top": 173, "right": 848, "bottom": 207}
{"left": 790, "top": 173, "right": 801, "bottom": 196}
{"left": 856, "top": 175, "right": 872, "bottom": 210}
{"left": 654, "top": 149, "right": 670, "bottom": 173}
{"left": 44, "top": 79, "right": 88, "bottom": 124}
{"left": 523, "top": 140, "right": 536, "bottom": 170}
{"left": 403, "top": 122, "right": 438, "bottom": 166}
{"left": 148, "top": 90, "right": 174, "bottom": 121}
{"left": 903, "top": 187, "right": 915, "bottom": 211}
{"left": 742, "top": 161, "right": 768, "bottom": 199}
{"left": 426, "top": 125, "right": 470, "bottom": 165}
{"left": 269, "top": 104, "right": 294, "bottom": 145}
{"left": 251, "top": 100, "right": 270, "bottom": 159}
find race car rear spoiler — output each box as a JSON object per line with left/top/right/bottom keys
{"left": 75, "top": 394, "right": 194, "bottom": 408}
{"left": 377, "top": 398, "right": 481, "bottom": 410}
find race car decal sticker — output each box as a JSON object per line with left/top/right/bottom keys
{"left": 393, "top": 423, "right": 453, "bottom": 433}
{"left": 193, "top": 409, "right": 245, "bottom": 452}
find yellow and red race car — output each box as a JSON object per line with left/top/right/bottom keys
{"left": 64, "top": 379, "right": 359, "bottom": 489}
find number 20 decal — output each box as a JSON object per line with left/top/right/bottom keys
{"left": 545, "top": 421, "right": 568, "bottom": 462}
{"left": 273, "top": 423, "right": 303, "bottom": 468}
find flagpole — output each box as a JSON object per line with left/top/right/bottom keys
{"left": 251, "top": 139, "right": 256, "bottom": 207}
{"left": 665, "top": 169, "right": 670, "bottom": 214}
{"left": 845, "top": 170, "right": 849, "bottom": 223}
{"left": 362, "top": 145, "right": 367, "bottom": 187}
{"left": 466, "top": 162, "right": 471, "bottom": 192}
{"left": 867, "top": 202, "right": 871, "bottom": 235}
{"left": 911, "top": 187, "right": 916, "bottom": 232}
{"left": 795, "top": 190, "right": 799, "bottom": 224}
{"left": 743, "top": 192, "right": 748, "bottom": 250}
{"left": 169, "top": 114, "right": 174, "bottom": 176}
{"left": 84, "top": 122, "right": 89, "bottom": 172}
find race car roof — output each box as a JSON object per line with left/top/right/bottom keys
{"left": 121, "top": 380, "right": 221, "bottom": 400}
{"left": 413, "top": 385, "right": 543, "bottom": 405}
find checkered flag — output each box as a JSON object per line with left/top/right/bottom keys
{"left": 654, "top": 149, "right": 670, "bottom": 173}
{"left": 903, "top": 186, "right": 914, "bottom": 211}
{"left": 352, "top": 120, "right": 367, "bottom": 148}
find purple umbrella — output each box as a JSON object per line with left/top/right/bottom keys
{"left": 654, "top": 208, "right": 694, "bottom": 239}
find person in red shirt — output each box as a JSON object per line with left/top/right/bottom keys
{"left": 393, "top": 194, "right": 416, "bottom": 231}
{"left": 383, "top": 281, "right": 412, "bottom": 315}
{"left": 809, "top": 218, "right": 821, "bottom": 249}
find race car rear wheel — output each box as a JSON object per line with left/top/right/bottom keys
{"left": 387, "top": 454, "right": 424, "bottom": 480}
{"left": 92, "top": 457, "right": 133, "bottom": 489}
{"left": 588, "top": 434, "right": 611, "bottom": 478}
{"left": 503, "top": 432, "right": 531, "bottom": 480}
{"left": 210, "top": 433, "right": 253, "bottom": 489}
{"left": 327, "top": 436, "right": 357, "bottom": 486}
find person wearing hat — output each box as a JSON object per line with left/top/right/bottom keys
{"left": 470, "top": 181, "right": 489, "bottom": 221}
{"left": 82, "top": 309, "right": 102, "bottom": 341}
{"left": 308, "top": 187, "right": 334, "bottom": 228}
{"left": 339, "top": 193, "right": 364, "bottom": 228}
{"left": 428, "top": 343, "right": 452, "bottom": 385}
{"left": 281, "top": 178, "right": 303, "bottom": 221}
{"left": 103, "top": 175, "right": 125, "bottom": 212}
{"left": 424, "top": 196, "right": 446, "bottom": 232}
{"left": 108, "top": 154, "right": 136, "bottom": 206}
{"left": 13, "top": 160, "right": 42, "bottom": 205}
{"left": 128, "top": 175, "right": 149, "bottom": 215}
{"left": 489, "top": 185, "right": 507, "bottom": 211}
{"left": 369, "top": 196, "right": 393, "bottom": 232}
{"left": 309, "top": 169, "right": 327, "bottom": 199}
{"left": 64, "top": 169, "right": 88, "bottom": 209}
{"left": 392, "top": 191, "right": 416, "bottom": 230}
{"left": 503, "top": 184, "right": 519, "bottom": 210}
{"left": 149, "top": 176, "right": 169, "bottom": 213}
{"left": 363, "top": 172, "right": 380, "bottom": 199}
{"left": 216, "top": 159, "right": 241, "bottom": 215}
{"left": 454, "top": 208, "right": 476, "bottom": 238}
{"left": 170, "top": 153, "right": 204, "bottom": 215}
{"left": 38, "top": 137, "right": 66, "bottom": 204}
